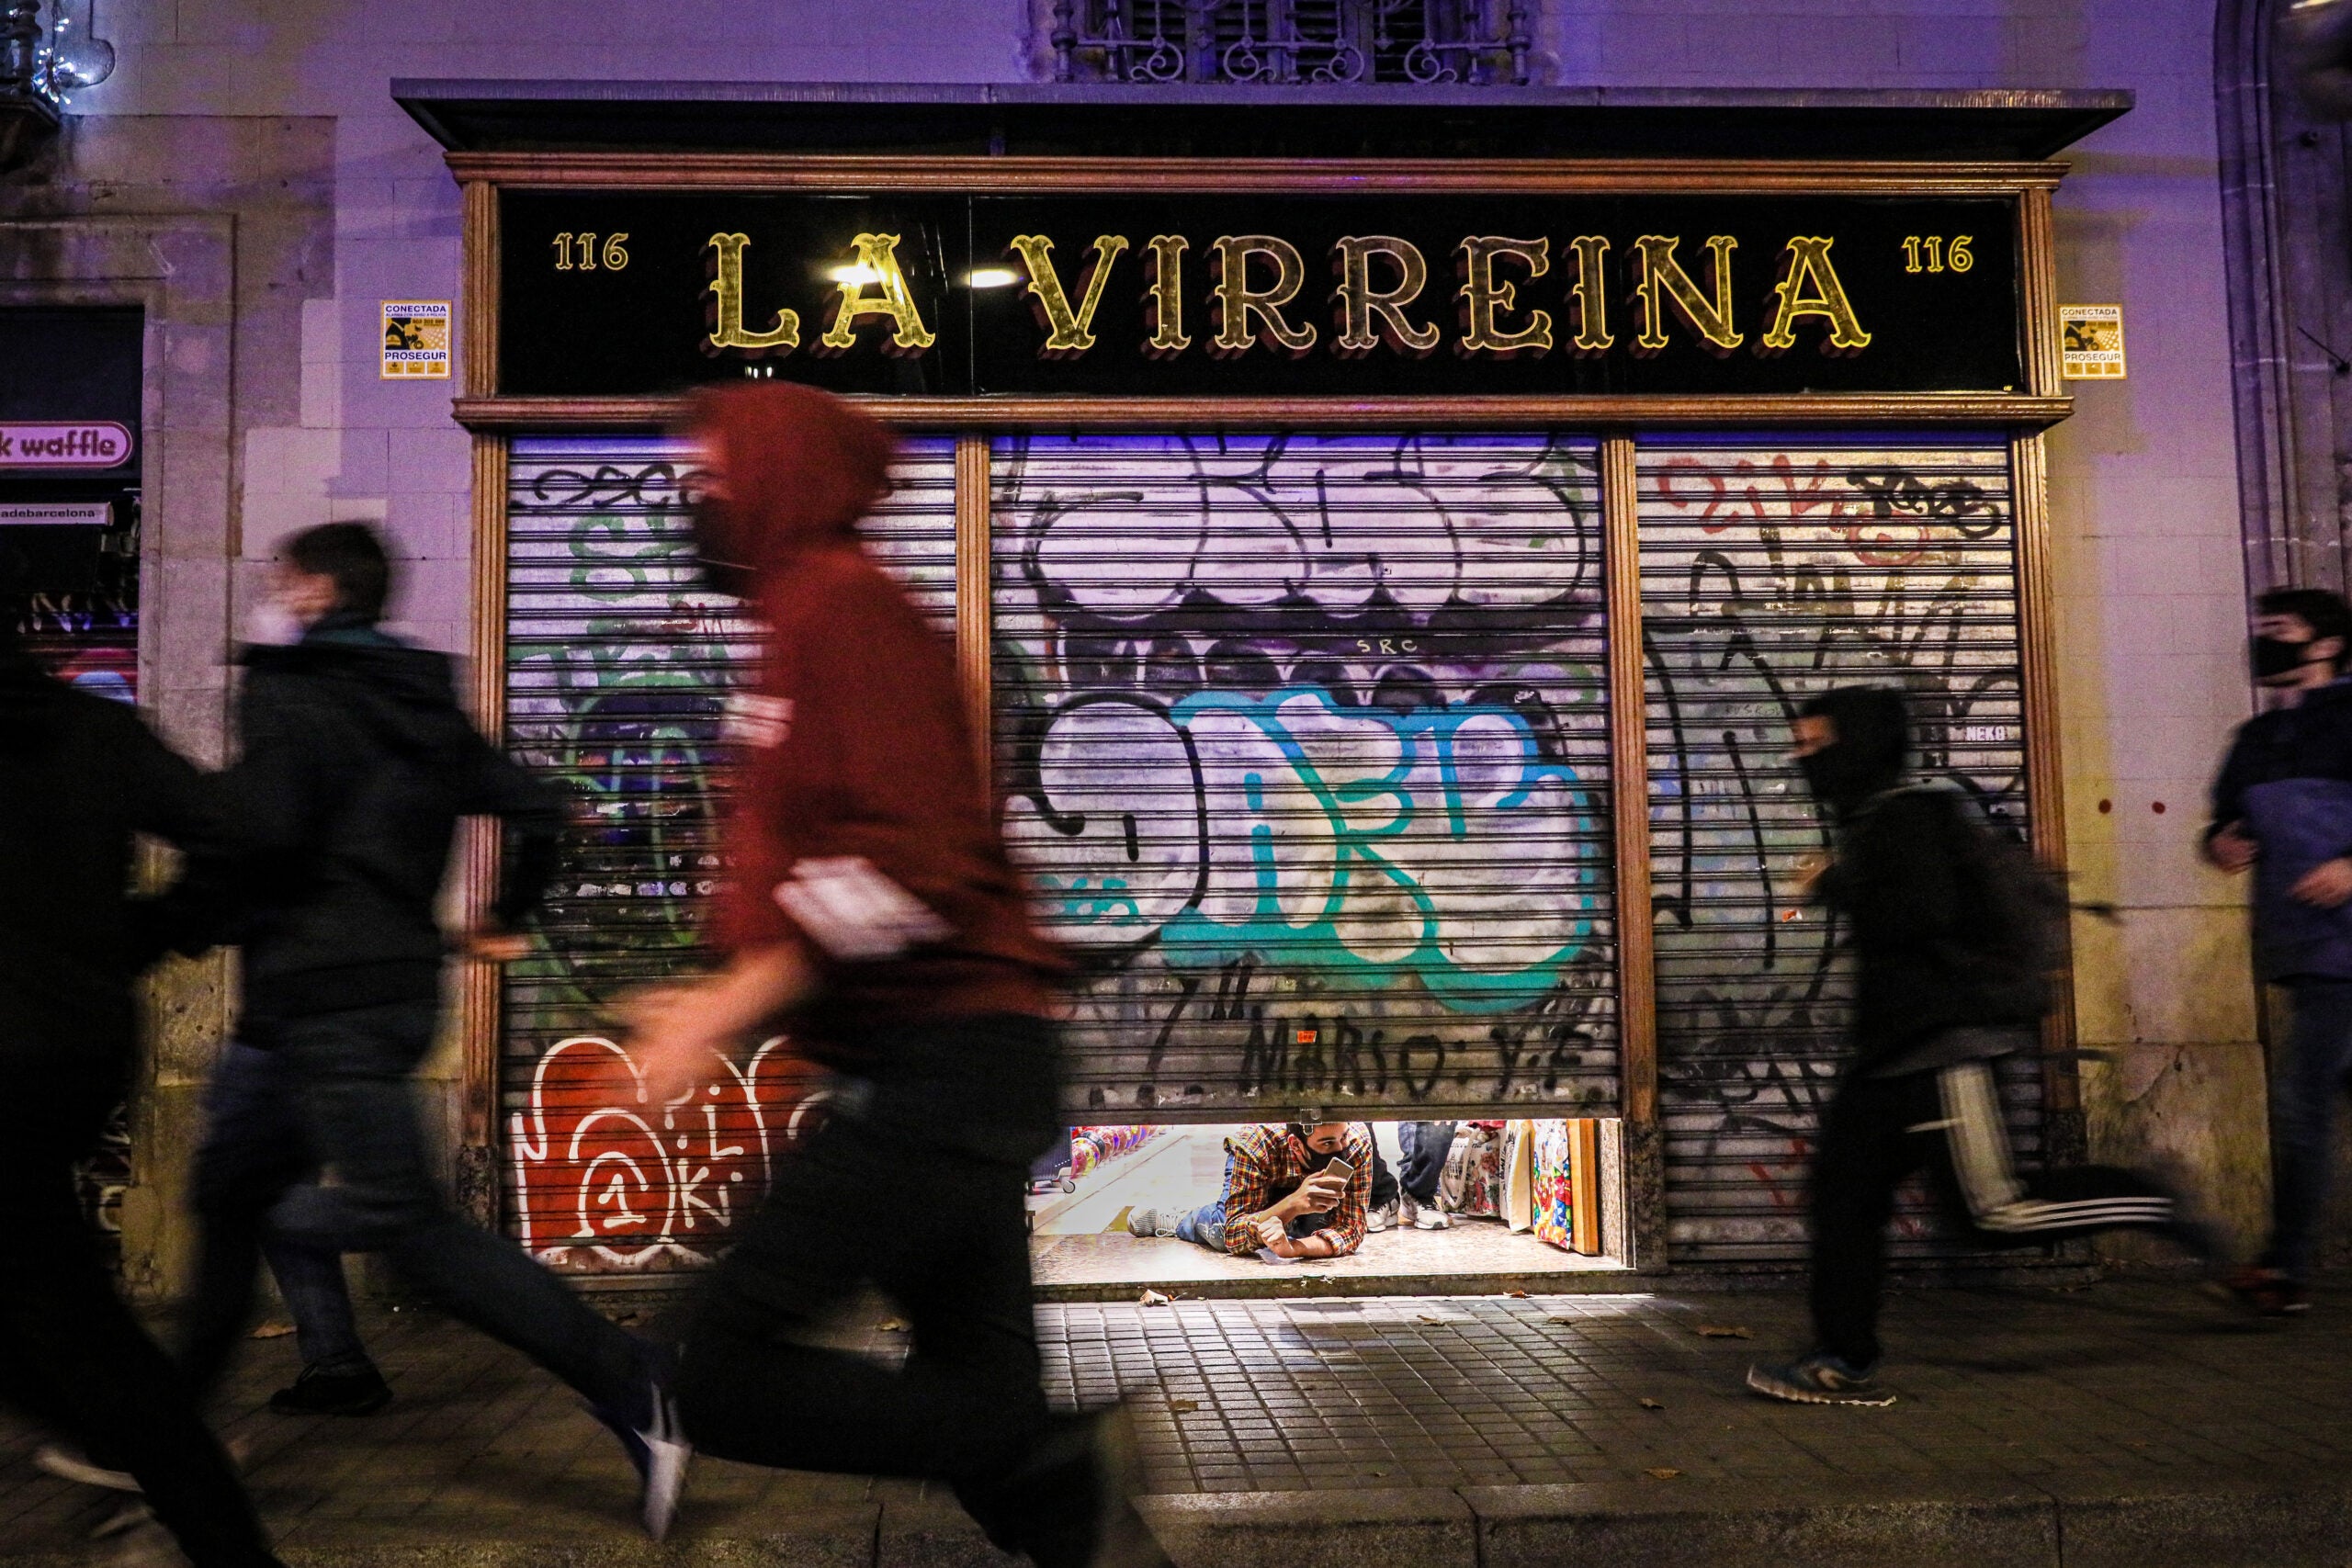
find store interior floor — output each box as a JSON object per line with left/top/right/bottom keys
{"left": 1026, "top": 1124, "right": 1624, "bottom": 1289}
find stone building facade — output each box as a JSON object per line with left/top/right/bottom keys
{"left": 0, "top": 0, "right": 2282, "bottom": 1291}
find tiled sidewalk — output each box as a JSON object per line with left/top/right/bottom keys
{"left": 3, "top": 1278, "right": 2346, "bottom": 1559}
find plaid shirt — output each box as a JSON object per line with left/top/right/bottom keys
{"left": 1216, "top": 1124, "right": 1376, "bottom": 1257}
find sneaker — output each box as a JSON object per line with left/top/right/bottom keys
{"left": 2223, "top": 1265, "right": 2312, "bottom": 1317}
{"left": 269, "top": 1361, "right": 393, "bottom": 1416}
{"left": 1367, "top": 1201, "right": 1396, "bottom": 1234}
{"left": 1745, "top": 1353, "right": 1896, "bottom": 1406}
{"left": 590, "top": 1374, "right": 693, "bottom": 1540}
{"left": 1125, "top": 1206, "right": 1177, "bottom": 1239}
{"left": 1412, "top": 1201, "right": 1452, "bottom": 1230}
{"left": 36, "top": 1444, "right": 139, "bottom": 1492}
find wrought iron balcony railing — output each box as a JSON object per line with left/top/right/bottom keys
{"left": 1048, "top": 0, "right": 1534, "bottom": 86}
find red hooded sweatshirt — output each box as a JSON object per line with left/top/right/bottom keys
{"left": 690, "top": 384, "right": 1060, "bottom": 1065}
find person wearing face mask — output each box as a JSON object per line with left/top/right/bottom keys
{"left": 2207, "top": 587, "right": 2352, "bottom": 1315}
{"left": 624, "top": 385, "right": 1167, "bottom": 1568}
{"left": 1125, "top": 1122, "right": 1375, "bottom": 1258}
{"left": 1747, "top": 685, "right": 2203, "bottom": 1407}
{"left": 165, "top": 523, "right": 694, "bottom": 1540}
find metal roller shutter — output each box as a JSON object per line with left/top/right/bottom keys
{"left": 991, "top": 432, "right": 1619, "bottom": 1122}
{"left": 500, "top": 434, "right": 956, "bottom": 1275}
{"left": 1637, "top": 436, "right": 2041, "bottom": 1265}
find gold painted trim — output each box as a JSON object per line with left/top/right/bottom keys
{"left": 2018, "top": 187, "right": 2063, "bottom": 398}
{"left": 458, "top": 434, "right": 510, "bottom": 1149}
{"left": 955, "top": 434, "right": 993, "bottom": 779}
{"left": 447, "top": 151, "right": 2065, "bottom": 196}
{"left": 453, "top": 392, "right": 2074, "bottom": 434}
{"left": 2009, "top": 430, "right": 2078, "bottom": 1119}
{"left": 1601, "top": 434, "right": 1657, "bottom": 1140}
{"left": 461, "top": 181, "right": 500, "bottom": 400}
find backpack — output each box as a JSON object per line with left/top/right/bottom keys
{"left": 1897, "top": 782, "right": 2071, "bottom": 1022}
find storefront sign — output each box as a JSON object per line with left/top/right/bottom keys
{"left": 382, "top": 300, "right": 452, "bottom": 378}
{"left": 0, "top": 421, "right": 132, "bottom": 468}
{"left": 2059, "top": 303, "right": 2124, "bottom": 379}
{"left": 0, "top": 501, "right": 111, "bottom": 525}
{"left": 499, "top": 191, "right": 2024, "bottom": 398}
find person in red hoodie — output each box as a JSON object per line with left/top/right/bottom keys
{"left": 628, "top": 384, "right": 1168, "bottom": 1568}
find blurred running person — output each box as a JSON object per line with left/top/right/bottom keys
{"left": 1748, "top": 685, "right": 2206, "bottom": 1407}
{"left": 170, "top": 523, "right": 689, "bottom": 1536}
{"left": 628, "top": 384, "right": 1169, "bottom": 1568}
{"left": 0, "top": 545, "right": 284, "bottom": 1568}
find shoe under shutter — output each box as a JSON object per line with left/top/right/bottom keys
{"left": 990, "top": 433, "right": 1621, "bottom": 1122}
{"left": 1637, "top": 436, "right": 2044, "bottom": 1266}
{"left": 500, "top": 434, "right": 956, "bottom": 1275}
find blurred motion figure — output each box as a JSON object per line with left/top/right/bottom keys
{"left": 1748, "top": 685, "right": 2206, "bottom": 1406}
{"left": 0, "top": 545, "right": 284, "bottom": 1567}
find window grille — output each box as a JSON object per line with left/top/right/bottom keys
{"left": 1047, "top": 0, "right": 1533, "bottom": 86}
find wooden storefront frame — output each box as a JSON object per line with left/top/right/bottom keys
{"left": 451, "top": 151, "right": 2075, "bottom": 1266}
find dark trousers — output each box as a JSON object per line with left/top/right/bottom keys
{"left": 181, "top": 1001, "right": 648, "bottom": 1420}
{"left": 1810, "top": 1060, "right": 2180, "bottom": 1368}
{"left": 0, "top": 1063, "right": 279, "bottom": 1568}
{"left": 2263, "top": 977, "right": 2352, "bottom": 1281}
{"left": 675, "top": 1015, "right": 1060, "bottom": 1508}
{"left": 189, "top": 1043, "right": 371, "bottom": 1374}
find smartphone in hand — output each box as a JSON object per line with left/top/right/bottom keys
{"left": 1322, "top": 1157, "right": 1355, "bottom": 1180}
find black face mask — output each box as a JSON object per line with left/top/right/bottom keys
{"left": 689, "top": 494, "right": 757, "bottom": 602}
{"left": 1796, "top": 745, "right": 1861, "bottom": 806}
{"left": 2253, "top": 634, "right": 2317, "bottom": 681}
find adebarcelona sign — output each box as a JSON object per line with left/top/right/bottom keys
{"left": 500, "top": 190, "right": 2023, "bottom": 400}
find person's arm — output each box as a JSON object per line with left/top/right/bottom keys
{"left": 628, "top": 942, "right": 817, "bottom": 1103}
{"left": 2206, "top": 723, "right": 2260, "bottom": 872}
{"left": 108, "top": 704, "right": 243, "bottom": 964}
{"left": 1218, "top": 1138, "right": 1283, "bottom": 1256}
{"left": 450, "top": 729, "right": 570, "bottom": 952}
{"left": 1307, "top": 1134, "right": 1376, "bottom": 1258}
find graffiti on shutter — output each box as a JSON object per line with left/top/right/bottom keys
{"left": 1638, "top": 437, "right": 2041, "bottom": 1264}
{"left": 500, "top": 434, "right": 955, "bottom": 1273}
{"left": 992, "top": 433, "right": 1620, "bottom": 1121}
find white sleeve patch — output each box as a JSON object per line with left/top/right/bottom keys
{"left": 774, "top": 856, "right": 951, "bottom": 961}
{"left": 724, "top": 694, "right": 794, "bottom": 749}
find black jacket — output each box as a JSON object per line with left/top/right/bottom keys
{"left": 206, "top": 624, "right": 564, "bottom": 1038}
{"left": 1818, "top": 784, "right": 2046, "bottom": 1074}
{"left": 2207, "top": 679, "right": 2352, "bottom": 979}
{"left": 0, "top": 645, "right": 232, "bottom": 1076}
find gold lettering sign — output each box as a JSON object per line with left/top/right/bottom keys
{"left": 1564, "top": 235, "right": 1612, "bottom": 355}
{"left": 1144, "top": 235, "right": 1191, "bottom": 357}
{"left": 816, "top": 234, "right": 937, "bottom": 356}
{"left": 1009, "top": 233, "right": 1130, "bottom": 357}
{"left": 1208, "top": 235, "right": 1317, "bottom": 357}
{"left": 1759, "top": 236, "right": 1871, "bottom": 355}
{"left": 704, "top": 232, "right": 800, "bottom": 355}
{"left": 1455, "top": 237, "right": 1553, "bottom": 357}
{"left": 1331, "top": 236, "right": 1440, "bottom": 357}
{"left": 1633, "top": 235, "right": 1742, "bottom": 355}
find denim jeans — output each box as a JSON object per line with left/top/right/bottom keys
{"left": 188, "top": 1044, "right": 370, "bottom": 1374}
{"left": 2264, "top": 977, "right": 2352, "bottom": 1281}
{"left": 1396, "top": 1122, "right": 1456, "bottom": 1203}
{"left": 184, "top": 1001, "right": 650, "bottom": 1422}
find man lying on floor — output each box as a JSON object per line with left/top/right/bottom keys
{"left": 1126, "top": 1122, "right": 1374, "bottom": 1260}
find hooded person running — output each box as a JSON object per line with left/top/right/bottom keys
{"left": 1747, "top": 684, "right": 2210, "bottom": 1407}
{"left": 627, "top": 385, "right": 1169, "bottom": 1568}
{"left": 0, "top": 545, "right": 285, "bottom": 1568}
